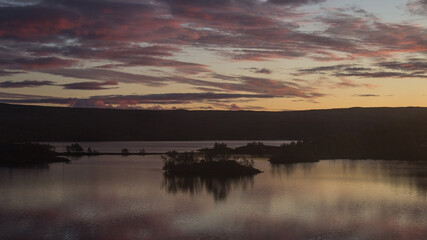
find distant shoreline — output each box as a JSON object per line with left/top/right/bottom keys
{"left": 57, "top": 152, "right": 427, "bottom": 162}
{"left": 57, "top": 152, "right": 162, "bottom": 156}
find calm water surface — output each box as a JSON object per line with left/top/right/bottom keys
{"left": 1, "top": 142, "right": 427, "bottom": 239}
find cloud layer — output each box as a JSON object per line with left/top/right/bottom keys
{"left": 0, "top": 0, "right": 425, "bottom": 109}
{"left": 0, "top": 92, "right": 277, "bottom": 109}
{"left": 297, "top": 59, "right": 427, "bottom": 79}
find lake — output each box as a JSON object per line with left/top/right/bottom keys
{"left": 44, "top": 140, "right": 293, "bottom": 153}
{"left": 1, "top": 141, "right": 427, "bottom": 239}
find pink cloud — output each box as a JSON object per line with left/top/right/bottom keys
{"left": 0, "top": 0, "right": 425, "bottom": 109}
{"left": 0, "top": 57, "right": 76, "bottom": 70}
{"left": 0, "top": 80, "right": 55, "bottom": 88}
{"left": 334, "top": 78, "right": 377, "bottom": 89}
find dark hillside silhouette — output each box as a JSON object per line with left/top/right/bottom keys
{"left": 1, "top": 104, "right": 427, "bottom": 146}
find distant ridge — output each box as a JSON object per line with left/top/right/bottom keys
{"left": 1, "top": 103, "right": 427, "bottom": 142}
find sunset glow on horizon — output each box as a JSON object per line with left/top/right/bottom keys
{"left": 0, "top": 0, "right": 426, "bottom": 111}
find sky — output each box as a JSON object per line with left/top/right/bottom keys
{"left": 0, "top": 0, "right": 425, "bottom": 111}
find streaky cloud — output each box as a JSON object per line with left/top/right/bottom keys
{"left": 0, "top": 80, "right": 55, "bottom": 88}
{"left": 62, "top": 80, "right": 118, "bottom": 90}
{"left": 0, "top": 92, "right": 278, "bottom": 109}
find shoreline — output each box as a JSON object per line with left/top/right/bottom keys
{"left": 58, "top": 151, "right": 427, "bottom": 162}
{"left": 57, "top": 152, "right": 163, "bottom": 156}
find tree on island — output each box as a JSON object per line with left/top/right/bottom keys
{"left": 86, "top": 147, "right": 99, "bottom": 155}
{"left": 200, "top": 142, "right": 233, "bottom": 161}
{"left": 121, "top": 148, "right": 130, "bottom": 155}
{"left": 66, "top": 143, "right": 84, "bottom": 154}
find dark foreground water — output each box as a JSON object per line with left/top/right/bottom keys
{"left": 1, "top": 143, "right": 427, "bottom": 239}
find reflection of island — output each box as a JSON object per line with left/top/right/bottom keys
{"left": 161, "top": 150, "right": 259, "bottom": 201}
{"left": 163, "top": 175, "right": 254, "bottom": 201}
{"left": 271, "top": 159, "right": 427, "bottom": 196}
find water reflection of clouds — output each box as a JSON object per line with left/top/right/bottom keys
{"left": 270, "top": 162, "right": 316, "bottom": 177}
{"left": 269, "top": 159, "right": 427, "bottom": 197}
{"left": 1, "top": 157, "right": 427, "bottom": 239}
{"left": 336, "top": 160, "right": 427, "bottom": 196}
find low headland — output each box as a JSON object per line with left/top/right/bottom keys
{"left": 198, "top": 140, "right": 427, "bottom": 163}
{"left": 0, "top": 143, "right": 70, "bottom": 166}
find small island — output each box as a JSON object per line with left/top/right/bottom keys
{"left": 162, "top": 150, "right": 262, "bottom": 177}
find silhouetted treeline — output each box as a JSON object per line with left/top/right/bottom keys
{"left": 201, "top": 142, "right": 280, "bottom": 157}
{"left": 234, "top": 142, "right": 278, "bottom": 156}
{"left": 2, "top": 103, "right": 427, "bottom": 143}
